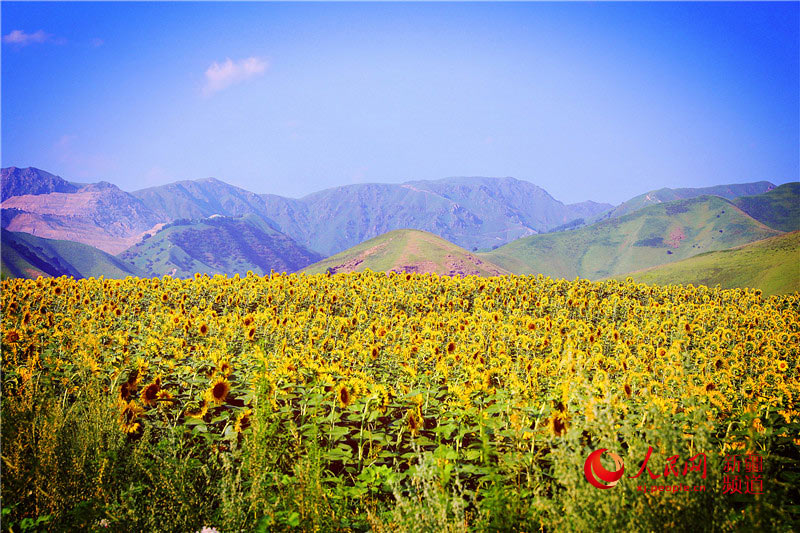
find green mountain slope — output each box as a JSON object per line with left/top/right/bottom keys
{"left": 480, "top": 195, "right": 782, "bottom": 279}
{"left": 732, "top": 182, "right": 800, "bottom": 233}
{"left": 616, "top": 232, "right": 800, "bottom": 296}
{"left": 591, "top": 181, "right": 775, "bottom": 222}
{"left": 119, "top": 214, "right": 321, "bottom": 278}
{"left": 302, "top": 229, "right": 511, "bottom": 276}
{"left": 1, "top": 229, "right": 142, "bottom": 279}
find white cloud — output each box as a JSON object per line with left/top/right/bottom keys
{"left": 203, "top": 57, "right": 268, "bottom": 96}
{"left": 3, "top": 29, "right": 54, "bottom": 46}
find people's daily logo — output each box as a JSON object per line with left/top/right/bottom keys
{"left": 584, "top": 448, "right": 625, "bottom": 489}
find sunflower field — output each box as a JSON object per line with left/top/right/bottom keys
{"left": 2, "top": 272, "right": 799, "bottom": 531}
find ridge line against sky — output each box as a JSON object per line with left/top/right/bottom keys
{"left": 2, "top": 1, "right": 798, "bottom": 205}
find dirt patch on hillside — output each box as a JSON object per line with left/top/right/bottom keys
{"left": 445, "top": 254, "right": 508, "bottom": 276}
{"left": 390, "top": 261, "right": 438, "bottom": 274}
{"left": 3, "top": 211, "right": 145, "bottom": 254}
{"left": 327, "top": 240, "right": 391, "bottom": 273}
{"left": 666, "top": 227, "right": 686, "bottom": 248}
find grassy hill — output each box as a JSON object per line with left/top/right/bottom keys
{"left": 1, "top": 229, "right": 142, "bottom": 279}
{"left": 119, "top": 214, "right": 321, "bottom": 278}
{"left": 615, "top": 231, "right": 800, "bottom": 296}
{"left": 732, "top": 182, "right": 800, "bottom": 233}
{"left": 480, "top": 195, "right": 782, "bottom": 279}
{"left": 302, "top": 229, "right": 511, "bottom": 276}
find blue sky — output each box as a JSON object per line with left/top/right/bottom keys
{"left": 2, "top": 2, "right": 798, "bottom": 205}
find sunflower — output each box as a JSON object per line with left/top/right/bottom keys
{"left": 156, "top": 389, "right": 175, "bottom": 406}
{"left": 199, "top": 322, "right": 209, "bottom": 336}
{"left": 184, "top": 400, "right": 208, "bottom": 420}
{"left": 235, "top": 409, "right": 252, "bottom": 433}
{"left": 549, "top": 414, "right": 567, "bottom": 437}
{"left": 776, "top": 360, "right": 788, "bottom": 373}
{"left": 246, "top": 326, "right": 256, "bottom": 341}
{"left": 207, "top": 378, "right": 230, "bottom": 405}
{"left": 140, "top": 380, "right": 161, "bottom": 406}
{"left": 407, "top": 409, "right": 421, "bottom": 435}
{"left": 112, "top": 382, "right": 129, "bottom": 405}
{"left": 337, "top": 384, "right": 352, "bottom": 408}
{"left": 120, "top": 401, "right": 143, "bottom": 433}
{"left": 3, "top": 329, "right": 21, "bottom": 344}
{"left": 219, "top": 361, "right": 233, "bottom": 377}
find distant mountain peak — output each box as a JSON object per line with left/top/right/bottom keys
{"left": 78, "top": 181, "right": 120, "bottom": 192}
{"left": 1, "top": 166, "right": 79, "bottom": 200}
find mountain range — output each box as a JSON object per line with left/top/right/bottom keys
{"left": 1, "top": 165, "right": 797, "bottom": 293}
{"left": 260, "top": 177, "right": 612, "bottom": 256}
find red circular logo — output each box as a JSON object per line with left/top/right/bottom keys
{"left": 584, "top": 449, "right": 625, "bottom": 489}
